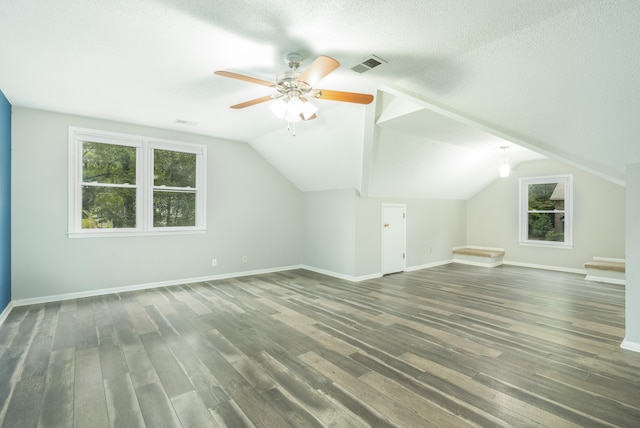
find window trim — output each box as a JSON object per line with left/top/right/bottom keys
{"left": 68, "top": 127, "right": 206, "bottom": 238}
{"left": 518, "top": 174, "right": 573, "bottom": 249}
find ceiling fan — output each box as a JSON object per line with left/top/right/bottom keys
{"left": 215, "top": 53, "right": 374, "bottom": 126}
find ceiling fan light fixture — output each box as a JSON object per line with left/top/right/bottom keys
{"left": 270, "top": 95, "right": 318, "bottom": 123}
{"left": 284, "top": 97, "right": 303, "bottom": 123}
{"left": 300, "top": 100, "right": 318, "bottom": 120}
{"left": 269, "top": 98, "right": 288, "bottom": 119}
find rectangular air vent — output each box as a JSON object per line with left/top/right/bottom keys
{"left": 175, "top": 119, "right": 199, "bottom": 126}
{"left": 351, "top": 55, "right": 386, "bottom": 73}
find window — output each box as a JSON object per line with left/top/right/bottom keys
{"left": 519, "top": 175, "right": 572, "bottom": 248}
{"left": 69, "top": 127, "right": 206, "bottom": 237}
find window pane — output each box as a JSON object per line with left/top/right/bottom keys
{"left": 527, "top": 212, "right": 565, "bottom": 241}
{"left": 82, "top": 186, "right": 136, "bottom": 228}
{"left": 154, "top": 150, "right": 196, "bottom": 188}
{"left": 153, "top": 191, "right": 196, "bottom": 227}
{"left": 82, "top": 142, "right": 136, "bottom": 184}
{"left": 527, "top": 183, "right": 560, "bottom": 211}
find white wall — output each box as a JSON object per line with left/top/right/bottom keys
{"left": 623, "top": 163, "right": 640, "bottom": 350}
{"left": 355, "top": 197, "right": 467, "bottom": 277}
{"left": 467, "top": 158, "right": 625, "bottom": 271}
{"left": 302, "top": 189, "right": 357, "bottom": 277}
{"left": 11, "top": 107, "right": 303, "bottom": 300}
{"left": 302, "top": 190, "right": 467, "bottom": 279}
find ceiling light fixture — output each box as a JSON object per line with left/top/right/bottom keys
{"left": 269, "top": 94, "right": 318, "bottom": 136}
{"left": 499, "top": 146, "right": 510, "bottom": 178}
{"left": 269, "top": 94, "right": 318, "bottom": 123}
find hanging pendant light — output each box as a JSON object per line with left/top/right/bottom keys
{"left": 499, "top": 146, "right": 510, "bottom": 178}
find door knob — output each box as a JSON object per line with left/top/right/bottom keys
{"left": 384, "top": 223, "right": 389, "bottom": 227}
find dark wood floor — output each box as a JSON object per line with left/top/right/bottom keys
{"left": 1, "top": 264, "right": 639, "bottom": 427}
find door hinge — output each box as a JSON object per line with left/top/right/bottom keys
{"left": 403, "top": 253, "right": 405, "bottom": 259}
{"left": 403, "top": 213, "right": 406, "bottom": 219}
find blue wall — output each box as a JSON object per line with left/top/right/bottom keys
{"left": 0, "top": 90, "right": 10, "bottom": 313}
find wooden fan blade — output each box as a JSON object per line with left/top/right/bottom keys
{"left": 214, "top": 71, "right": 274, "bottom": 87}
{"left": 296, "top": 56, "right": 340, "bottom": 87}
{"left": 314, "top": 89, "right": 374, "bottom": 104}
{"left": 302, "top": 113, "right": 317, "bottom": 121}
{"left": 230, "top": 95, "right": 275, "bottom": 109}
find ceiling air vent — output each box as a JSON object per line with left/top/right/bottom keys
{"left": 350, "top": 55, "right": 386, "bottom": 74}
{"left": 175, "top": 119, "right": 199, "bottom": 126}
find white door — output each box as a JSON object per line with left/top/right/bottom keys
{"left": 381, "top": 204, "right": 406, "bottom": 275}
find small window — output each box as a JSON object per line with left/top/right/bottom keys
{"left": 69, "top": 128, "right": 206, "bottom": 237}
{"left": 519, "top": 175, "right": 572, "bottom": 248}
{"left": 152, "top": 148, "right": 197, "bottom": 227}
{"left": 82, "top": 141, "right": 138, "bottom": 229}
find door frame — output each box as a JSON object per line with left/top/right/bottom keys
{"left": 381, "top": 203, "right": 407, "bottom": 275}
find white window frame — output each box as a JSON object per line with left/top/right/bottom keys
{"left": 519, "top": 174, "right": 573, "bottom": 248}
{"left": 68, "top": 127, "right": 206, "bottom": 238}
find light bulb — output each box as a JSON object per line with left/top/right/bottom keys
{"left": 284, "top": 97, "right": 303, "bottom": 122}
{"left": 300, "top": 101, "right": 318, "bottom": 120}
{"left": 269, "top": 98, "right": 287, "bottom": 119}
{"left": 499, "top": 162, "right": 510, "bottom": 178}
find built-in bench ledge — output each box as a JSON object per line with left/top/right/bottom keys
{"left": 452, "top": 246, "right": 505, "bottom": 268}
{"left": 584, "top": 257, "right": 625, "bottom": 285}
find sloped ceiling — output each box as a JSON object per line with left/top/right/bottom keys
{"left": 1, "top": 0, "right": 638, "bottom": 198}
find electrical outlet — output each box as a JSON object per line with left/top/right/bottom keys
{"left": 242, "top": 255, "right": 248, "bottom": 263}
{"left": 212, "top": 258, "right": 217, "bottom": 267}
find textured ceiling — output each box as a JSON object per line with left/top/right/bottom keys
{"left": 1, "top": 0, "right": 637, "bottom": 197}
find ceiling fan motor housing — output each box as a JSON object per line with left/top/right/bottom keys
{"left": 276, "top": 55, "right": 313, "bottom": 99}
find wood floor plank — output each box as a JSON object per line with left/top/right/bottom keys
{"left": 254, "top": 350, "right": 367, "bottom": 427}
{"left": 1, "top": 376, "right": 46, "bottom": 428}
{"left": 38, "top": 348, "right": 75, "bottom": 428}
{"left": 299, "top": 350, "right": 434, "bottom": 427}
{"left": 136, "top": 382, "right": 183, "bottom": 427}
{"left": 103, "top": 372, "right": 146, "bottom": 428}
{"left": 74, "top": 347, "right": 109, "bottom": 428}
{"left": 358, "top": 370, "right": 473, "bottom": 428}
{"left": 139, "top": 332, "right": 194, "bottom": 399}
{"left": 153, "top": 322, "right": 230, "bottom": 408}
{"left": 19, "top": 308, "right": 52, "bottom": 381}
{"left": 75, "top": 299, "right": 98, "bottom": 349}
{"left": 209, "top": 399, "right": 256, "bottom": 428}
{"left": 51, "top": 311, "right": 76, "bottom": 351}
{"left": 171, "top": 389, "right": 221, "bottom": 428}
{"left": 402, "top": 352, "right": 583, "bottom": 428}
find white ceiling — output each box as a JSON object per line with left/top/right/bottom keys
{"left": 1, "top": 0, "right": 638, "bottom": 198}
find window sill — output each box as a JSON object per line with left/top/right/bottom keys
{"left": 68, "top": 228, "right": 207, "bottom": 239}
{"left": 518, "top": 240, "right": 573, "bottom": 250}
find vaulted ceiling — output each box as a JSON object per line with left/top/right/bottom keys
{"left": 1, "top": 0, "right": 638, "bottom": 198}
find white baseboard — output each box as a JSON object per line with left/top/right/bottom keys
{"left": 354, "top": 273, "right": 383, "bottom": 281}
{"left": 621, "top": 339, "right": 640, "bottom": 353}
{"left": 12, "top": 265, "right": 304, "bottom": 307}
{"left": 300, "top": 265, "right": 382, "bottom": 282}
{"left": 304, "top": 259, "right": 456, "bottom": 281}
{"left": 406, "top": 259, "right": 453, "bottom": 272}
{"left": 503, "top": 260, "right": 586, "bottom": 275}
{"left": 453, "top": 259, "right": 503, "bottom": 268}
{"left": 593, "top": 256, "right": 626, "bottom": 263}
{"left": 0, "top": 301, "right": 14, "bottom": 326}
{"left": 584, "top": 275, "right": 625, "bottom": 286}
